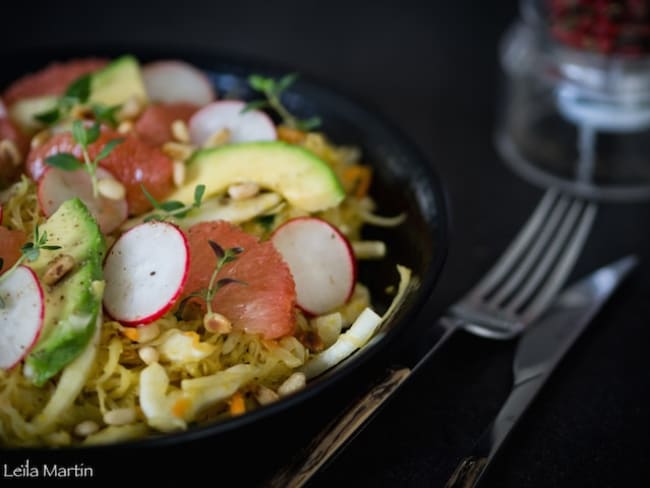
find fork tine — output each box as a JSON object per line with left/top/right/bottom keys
{"left": 488, "top": 193, "right": 573, "bottom": 305}
{"left": 519, "top": 201, "right": 597, "bottom": 322}
{"left": 499, "top": 196, "right": 587, "bottom": 312}
{"left": 467, "top": 189, "right": 559, "bottom": 299}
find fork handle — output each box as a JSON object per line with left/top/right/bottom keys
{"left": 268, "top": 367, "right": 412, "bottom": 488}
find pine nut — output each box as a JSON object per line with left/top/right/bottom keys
{"left": 228, "top": 182, "right": 260, "bottom": 201}
{"left": 171, "top": 119, "right": 190, "bottom": 143}
{"left": 30, "top": 129, "right": 51, "bottom": 149}
{"left": 118, "top": 95, "right": 144, "bottom": 121}
{"left": 103, "top": 407, "right": 137, "bottom": 426}
{"left": 278, "top": 372, "right": 306, "bottom": 397}
{"left": 74, "top": 420, "right": 100, "bottom": 437}
{"left": 203, "top": 128, "right": 231, "bottom": 148}
{"left": 42, "top": 254, "right": 75, "bottom": 286}
{"left": 173, "top": 161, "right": 186, "bottom": 187}
{"left": 162, "top": 141, "right": 194, "bottom": 161}
{"left": 0, "top": 139, "right": 21, "bottom": 167}
{"left": 138, "top": 346, "right": 159, "bottom": 365}
{"left": 117, "top": 120, "right": 134, "bottom": 134}
{"left": 204, "top": 312, "right": 232, "bottom": 334}
{"left": 254, "top": 385, "right": 279, "bottom": 406}
{"left": 135, "top": 322, "right": 160, "bottom": 343}
{"left": 98, "top": 178, "right": 126, "bottom": 201}
{"left": 70, "top": 105, "right": 92, "bottom": 119}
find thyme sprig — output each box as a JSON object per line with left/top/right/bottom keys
{"left": 34, "top": 73, "right": 121, "bottom": 128}
{"left": 44, "top": 120, "right": 124, "bottom": 198}
{"left": 175, "top": 241, "right": 245, "bottom": 320}
{"left": 141, "top": 184, "right": 206, "bottom": 222}
{"left": 0, "top": 225, "right": 61, "bottom": 308}
{"left": 244, "top": 73, "right": 321, "bottom": 131}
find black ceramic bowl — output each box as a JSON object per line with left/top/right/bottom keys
{"left": 0, "top": 47, "right": 448, "bottom": 474}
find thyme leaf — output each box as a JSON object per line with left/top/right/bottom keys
{"left": 244, "top": 72, "right": 322, "bottom": 131}
{"left": 140, "top": 184, "right": 206, "bottom": 222}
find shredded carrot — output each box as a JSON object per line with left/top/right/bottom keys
{"left": 172, "top": 397, "right": 190, "bottom": 418}
{"left": 122, "top": 328, "right": 139, "bottom": 341}
{"left": 342, "top": 165, "right": 372, "bottom": 198}
{"left": 229, "top": 392, "right": 246, "bottom": 417}
{"left": 277, "top": 126, "right": 307, "bottom": 144}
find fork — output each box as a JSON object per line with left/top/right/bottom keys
{"left": 269, "top": 188, "right": 598, "bottom": 488}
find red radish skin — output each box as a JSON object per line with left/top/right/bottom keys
{"left": 38, "top": 166, "right": 128, "bottom": 234}
{"left": 26, "top": 127, "right": 174, "bottom": 216}
{"left": 188, "top": 100, "right": 277, "bottom": 146}
{"left": 0, "top": 266, "right": 45, "bottom": 370}
{"left": 103, "top": 222, "right": 190, "bottom": 326}
{"left": 143, "top": 61, "right": 216, "bottom": 106}
{"left": 271, "top": 217, "right": 357, "bottom": 316}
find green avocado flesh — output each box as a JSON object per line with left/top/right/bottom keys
{"left": 9, "top": 55, "right": 146, "bottom": 134}
{"left": 166, "top": 141, "right": 346, "bottom": 212}
{"left": 26, "top": 198, "right": 106, "bottom": 387}
{"left": 89, "top": 55, "right": 147, "bottom": 107}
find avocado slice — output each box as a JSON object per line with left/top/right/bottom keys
{"left": 89, "top": 55, "right": 147, "bottom": 107}
{"left": 25, "top": 198, "right": 106, "bottom": 387}
{"left": 10, "top": 55, "right": 147, "bottom": 134}
{"left": 167, "top": 141, "right": 345, "bottom": 212}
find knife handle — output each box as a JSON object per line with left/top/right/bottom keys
{"left": 268, "top": 367, "right": 411, "bottom": 488}
{"left": 445, "top": 456, "right": 488, "bottom": 488}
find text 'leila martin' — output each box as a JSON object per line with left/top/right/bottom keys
{"left": 3, "top": 459, "right": 94, "bottom": 478}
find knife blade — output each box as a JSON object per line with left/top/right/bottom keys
{"left": 444, "top": 254, "right": 638, "bottom": 488}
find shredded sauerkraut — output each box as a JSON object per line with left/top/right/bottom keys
{"left": 0, "top": 127, "right": 413, "bottom": 447}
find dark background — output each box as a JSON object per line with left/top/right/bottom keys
{"left": 2, "top": 1, "right": 650, "bottom": 486}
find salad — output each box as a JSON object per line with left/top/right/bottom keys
{"left": 0, "top": 55, "right": 410, "bottom": 447}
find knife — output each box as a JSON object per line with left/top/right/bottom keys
{"left": 444, "top": 254, "right": 638, "bottom": 488}
{"left": 269, "top": 255, "right": 637, "bottom": 488}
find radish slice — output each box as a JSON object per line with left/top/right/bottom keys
{"left": 143, "top": 61, "right": 216, "bottom": 106}
{"left": 189, "top": 100, "right": 277, "bottom": 146}
{"left": 271, "top": 217, "right": 356, "bottom": 315}
{"left": 38, "top": 167, "right": 128, "bottom": 234}
{"left": 0, "top": 266, "right": 45, "bottom": 369}
{"left": 103, "top": 221, "right": 189, "bottom": 326}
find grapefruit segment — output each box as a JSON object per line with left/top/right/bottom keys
{"left": 3, "top": 59, "right": 108, "bottom": 106}
{"left": 0, "top": 227, "right": 26, "bottom": 274}
{"left": 26, "top": 127, "right": 174, "bottom": 216}
{"left": 183, "top": 221, "right": 296, "bottom": 339}
{"left": 135, "top": 102, "right": 199, "bottom": 146}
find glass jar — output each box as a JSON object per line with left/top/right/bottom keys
{"left": 496, "top": 0, "right": 650, "bottom": 202}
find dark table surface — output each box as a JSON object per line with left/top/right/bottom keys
{"left": 2, "top": 1, "right": 650, "bottom": 486}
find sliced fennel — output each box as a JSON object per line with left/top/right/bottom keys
{"left": 300, "top": 264, "right": 413, "bottom": 379}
